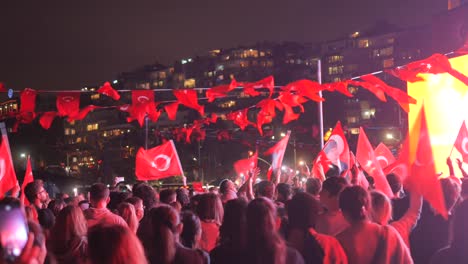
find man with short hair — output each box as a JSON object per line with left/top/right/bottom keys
{"left": 125, "top": 196, "right": 144, "bottom": 221}
{"left": 84, "top": 183, "right": 127, "bottom": 228}
{"left": 316, "top": 177, "right": 349, "bottom": 236}
{"left": 24, "top": 180, "right": 49, "bottom": 210}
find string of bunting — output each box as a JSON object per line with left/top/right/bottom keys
{"left": 3, "top": 51, "right": 468, "bottom": 143}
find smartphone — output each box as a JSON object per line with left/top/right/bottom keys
{"left": 0, "top": 200, "right": 29, "bottom": 263}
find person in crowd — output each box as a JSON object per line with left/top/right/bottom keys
{"left": 83, "top": 183, "right": 127, "bottom": 228}
{"left": 211, "top": 198, "right": 248, "bottom": 264}
{"left": 316, "top": 177, "right": 349, "bottom": 236}
{"left": 133, "top": 183, "right": 159, "bottom": 213}
{"left": 209, "top": 186, "right": 219, "bottom": 194}
{"left": 255, "top": 180, "right": 275, "bottom": 200}
{"left": 48, "top": 205, "right": 88, "bottom": 264}
{"left": 196, "top": 193, "right": 224, "bottom": 252}
{"left": 276, "top": 183, "right": 292, "bottom": 207}
{"left": 386, "top": 173, "right": 409, "bottom": 221}
{"left": 176, "top": 188, "right": 191, "bottom": 209}
{"left": 48, "top": 198, "right": 66, "bottom": 217}
{"left": 138, "top": 205, "right": 205, "bottom": 264}
{"left": 117, "top": 202, "right": 139, "bottom": 233}
{"left": 25, "top": 204, "right": 39, "bottom": 223}
{"left": 78, "top": 200, "right": 90, "bottom": 211}
{"left": 24, "top": 180, "right": 49, "bottom": 210}
{"left": 27, "top": 220, "right": 48, "bottom": 264}
{"left": 126, "top": 196, "right": 145, "bottom": 221}
{"left": 37, "top": 208, "right": 55, "bottom": 240}
{"left": 219, "top": 179, "right": 237, "bottom": 204}
{"left": 180, "top": 211, "right": 210, "bottom": 264}
{"left": 88, "top": 223, "right": 147, "bottom": 264}
{"left": 160, "top": 189, "right": 177, "bottom": 204}
{"left": 370, "top": 190, "right": 422, "bottom": 247}
{"left": 108, "top": 191, "right": 131, "bottom": 212}
{"left": 170, "top": 201, "right": 182, "bottom": 212}
{"left": 287, "top": 192, "right": 347, "bottom": 264}
{"left": 243, "top": 197, "right": 304, "bottom": 264}
{"left": 410, "top": 177, "right": 460, "bottom": 264}
{"left": 430, "top": 199, "right": 468, "bottom": 263}
{"left": 305, "top": 178, "right": 322, "bottom": 199}
{"left": 337, "top": 186, "right": 412, "bottom": 264}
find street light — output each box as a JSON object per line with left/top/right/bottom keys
{"left": 20, "top": 153, "right": 26, "bottom": 158}
{"left": 298, "top": 160, "right": 310, "bottom": 176}
{"left": 280, "top": 132, "right": 286, "bottom": 137}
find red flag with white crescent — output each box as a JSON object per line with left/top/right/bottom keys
{"left": 454, "top": 120, "right": 468, "bottom": 163}
{"left": 323, "top": 121, "right": 350, "bottom": 177}
{"left": 234, "top": 151, "right": 258, "bottom": 177}
{"left": 264, "top": 131, "right": 290, "bottom": 181}
{"left": 374, "top": 143, "right": 396, "bottom": 169}
{"left": 56, "top": 93, "right": 80, "bottom": 117}
{"left": 135, "top": 140, "right": 184, "bottom": 181}
{"left": 0, "top": 136, "right": 18, "bottom": 197}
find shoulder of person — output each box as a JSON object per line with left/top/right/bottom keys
{"left": 286, "top": 246, "right": 305, "bottom": 264}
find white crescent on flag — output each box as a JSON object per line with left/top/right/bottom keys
{"left": 151, "top": 154, "right": 171, "bottom": 171}
{"left": 462, "top": 137, "right": 468, "bottom": 154}
{"left": 376, "top": 156, "right": 389, "bottom": 168}
{"left": 62, "top": 96, "right": 75, "bottom": 102}
{"left": 0, "top": 158, "right": 5, "bottom": 181}
{"left": 137, "top": 96, "right": 150, "bottom": 103}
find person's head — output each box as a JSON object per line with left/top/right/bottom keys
{"left": 306, "top": 178, "right": 322, "bottom": 197}
{"left": 117, "top": 202, "right": 139, "bottom": 234}
{"left": 196, "top": 193, "right": 224, "bottom": 225}
{"left": 24, "top": 180, "right": 48, "bottom": 205}
{"left": 49, "top": 205, "right": 87, "bottom": 253}
{"left": 78, "top": 200, "right": 90, "bottom": 211}
{"left": 386, "top": 173, "right": 403, "bottom": 198}
{"left": 440, "top": 178, "right": 461, "bottom": 214}
{"left": 180, "top": 211, "right": 202, "bottom": 249}
{"left": 137, "top": 205, "right": 182, "bottom": 264}
{"left": 369, "top": 191, "right": 392, "bottom": 225}
{"left": 159, "top": 189, "right": 177, "bottom": 205}
{"left": 219, "top": 179, "right": 235, "bottom": 194}
{"left": 287, "top": 192, "right": 321, "bottom": 230}
{"left": 125, "top": 196, "right": 144, "bottom": 221}
{"left": 133, "top": 184, "right": 158, "bottom": 210}
{"left": 108, "top": 191, "right": 131, "bottom": 211}
{"left": 325, "top": 164, "right": 341, "bottom": 178}
{"left": 88, "top": 224, "right": 147, "bottom": 264}
{"left": 339, "top": 186, "right": 370, "bottom": 224}
{"left": 219, "top": 198, "right": 248, "bottom": 247}
{"left": 246, "top": 198, "right": 286, "bottom": 264}
{"left": 255, "top": 180, "right": 275, "bottom": 200}
{"left": 88, "top": 183, "right": 110, "bottom": 207}
{"left": 209, "top": 186, "right": 219, "bottom": 194}
{"left": 319, "top": 176, "right": 348, "bottom": 209}
{"left": 47, "top": 198, "right": 66, "bottom": 216}
{"left": 276, "top": 183, "right": 292, "bottom": 203}
{"left": 176, "top": 188, "right": 190, "bottom": 208}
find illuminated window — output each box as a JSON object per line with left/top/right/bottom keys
{"left": 266, "top": 60, "right": 273, "bottom": 67}
{"left": 358, "top": 39, "right": 370, "bottom": 48}
{"left": 229, "top": 74, "right": 235, "bottom": 80}
{"left": 184, "top": 78, "right": 196, "bottom": 88}
{"left": 86, "top": 123, "right": 99, "bottom": 131}
{"left": 332, "top": 77, "right": 342, "bottom": 82}
{"left": 349, "top": 128, "right": 360, "bottom": 134}
{"left": 208, "top": 71, "right": 213, "bottom": 77}
{"left": 65, "top": 128, "right": 70, "bottom": 135}
{"left": 12, "top": 104, "right": 17, "bottom": 110}
{"left": 72, "top": 157, "right": 78, "bottom": 162}
{"left": 217, "top": 75, "right": 224, "bottom": 81}
{"left": 153, "top": 81, "right": 159, "bottom": 87}
{"left": 76, "top": 137, "right": 82, "bottom": 143}
{"left": 159, "top": 81, "right": 164, "bottom": 87}
{"left": 328, "top": 66, "right": 344, "bottom": 75}
{"left": 260, "top": 51, "right": 265, "bottom": 57}
{"left": 71, "top": 129, "right": 76, "bottom": 135}
{"left": 345, "top": 64, "right": 358, "bottom": 72}
{"left": 380, "top": 47, "right": 393, "bottom": 56}
{"left": 103, "top": 131, "right": 108, "bottom": 137}
{"left": 240, "top": 61, "right": 249, "bottom": 67}
{"left": 387, "top": 38, "right": 395, "bottom": 44}
{"left": 91, "top": 94, "right": 100, "bottom": 100}
{"left": 383, "top": 58, "right": 394, "bottom": 68}
{"left": 218, "top": 100, "right": 237, "bottom": 108}
{"left": 347, "top": 116, "right": 358, "bottom": 124}
{"left": 327, "top": 55, "right": 343, "bottom": 63}
{"left": 159, "top": 71, "right": 167, "bottom": 79}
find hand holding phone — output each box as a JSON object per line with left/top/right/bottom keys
{"left": 0, "top": 199, "right": 29, "bottom": 263}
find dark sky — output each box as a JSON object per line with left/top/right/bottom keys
{"left": 0, "top": 0, "right": 446, "bottom": 90}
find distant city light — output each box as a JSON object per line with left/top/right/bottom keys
{"left": 271, "top": 136, "right": 275, "bottom": 140}
{"left": 299, "top": 161, "right": 304, "bottom": 165}
{"left": 280, "top": 132, "right": 286, "bottom": 137}
{"left": 113, "top": 80, "right": 118, "bottom": 84}
{"left": 20, "top": 153, "right": 26, "bottom": 158}
{"left": 386, "top": 133, "right": 394, "bottom": 139}
{"left": 281, "top": 165, "right": 287, "bottom": 171}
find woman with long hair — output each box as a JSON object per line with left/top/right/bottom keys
{"left": 88, "top": 224, "right": 147, "bottom": 264}
{"left": 244, "top": 198, "right": 304, "bottom": 264}
{"left": 287, "top": 192, "right": 347, "bottom": 264}
{"left": 210, "top": 198, "right": 248, "bottom": 264}
{"left": 180, "top": 211, "right": 209, "bottom": 264}
{"left": 337, "top": 186, "right": 412, "bottom": 264}
{"left": 137, "top": 204, "right": 205, "bottom": 264}
{"left": 117, "top": 202, "right": 139, "bottom": 233}
{"left": 195, "top": 193, "right": 224, "bottom": 252}
{"left": 48, "top": 205, "right": 88, "bottom": 264}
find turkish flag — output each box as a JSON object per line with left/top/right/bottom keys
{"left": 241, "top": 76, "right": 275, "bottom": 97}
{"left": 374, "top": 143, "right": 396, "bottom": 169}
{"left": 282, "top": 104, "right": 300, "bottom": 124}
{"left": 129, "top": 90, "right": 156, "bottom": 126}
{"left": 0, "top": 83, "right": 6, "bottom": 92}
{"left": 206, "top": 79, "right": 238, "bottom": 102}
{"left": 356, "top": 127, "right": 393, "bottom": 198}
{"left": 227, "top": 109, "right": 253, "bottom": 130}
{"left": 135, "top": 140, "right": 184, "bottom": 181}
{"left": 164, "top": 103, "right": 179, "bottom": 121}
{"left": 234, "top": 151, "right": 258, "bottom": 177}
{"left": 192, "top": 182, "right": 204, "bottom": 193}
{"left": 56, "top": 93, "right": 80, "bottom": 117}
{"left": 0, "top": 137, "right": 18, "bottom": 197}
{"left": 278, "top": 91, "right": 307, "bottom": 112}
{"left": 39, "top": 112, "right": 58, "bottom": 130}
{"left": 406, "top": 106, "right": 447, "bottom": 219}
{"left": 20, "top": 156, "right": 34, "bottom": 205}
{"left": 20, "top": 88, "right": 37, "bottom": 114}
{"left": 454, "top": 121, "right": 468, "bottom": 163}
{"left": 323, "top": 121, "right": 350, "bottom": 176}
{"left": 68, "top": 105, "right": 98, "bottom": 122}
{"left": 322, "top": 81, "right": 353, "bottom": 97}
{"left": 264, "top": 131, "right": 291, "bottom": 181}
{"left": 312, "top": 151, "right": 330, "bottom": 182}
{"left": 282, "top": 80, "right": 324, "bottom": 102}
{"left": 348, "top": 79, "right": 387, "bottom": 102}
{"left": 98, "top": 82, "right": 121, "bottom": 100}
{"left": 173, "top": 89, "right": 204, "bottom": 116}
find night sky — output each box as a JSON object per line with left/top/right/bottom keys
{"left": 0, "top": 0, "right": 446, "bottom": 90}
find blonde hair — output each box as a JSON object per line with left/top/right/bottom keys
{"left": 117, "top": 202, "right": 139, "bottom": 233}
{"left": 370, "top": 191, "right": 392, "bottom": 225}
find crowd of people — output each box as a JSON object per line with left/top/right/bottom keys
{"left": 2, "top": 156, "right": 468, "bottom": 264}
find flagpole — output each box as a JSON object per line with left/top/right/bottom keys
{"left": 145, "top": 116, "right": 149, "bottom": 150}
{"left": 317, "top": 59, "right": 324, "bottom": 149}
